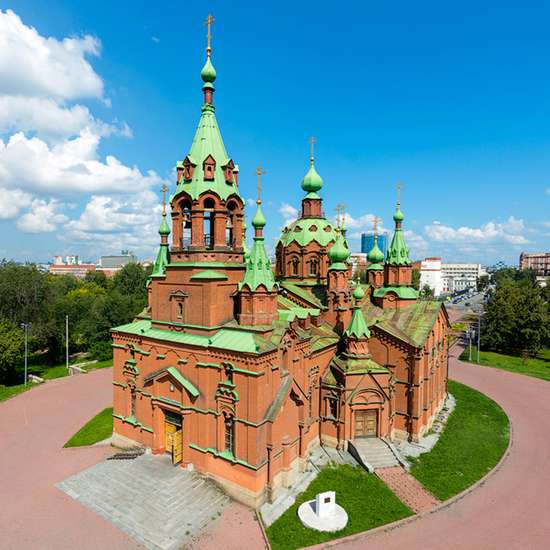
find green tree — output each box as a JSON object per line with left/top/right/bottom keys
{"left": 420, "top": 284, "right": 434, "bottom": 298}
{"left": 84, "top": 270, "right": 109, "bottom": 289}
{"left": 112, "top": 263, "right": 148, "bottom": 299}
{"left": 0, "top": 319, "right": 24, "bottom": 384}
{"left": 477, "top": 274, "right": 490, "bottom": 291}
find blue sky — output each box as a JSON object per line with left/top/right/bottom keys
{"left": 0, "top": 1, "right": 548, "bottom": 265}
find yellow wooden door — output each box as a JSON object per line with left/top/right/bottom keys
{"left": 165, "top": 422, "right": 177, "bottom": 453}
{"left": 365, "top": 410, "right": 378, "bottom": 437}
{"left": 355, "top": 412, "right": 365, "bottom": 437}
{"left": 172, "top": 430, "right": 183, "bottom": 465}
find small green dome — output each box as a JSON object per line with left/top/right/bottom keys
{"left": 328, "top": 231, "right": 350, "bottom": 265}
{"left": 252, "top": 203, "right": 266, "bottom": 229}
{"left": 201, "top": 57, "right": 217, "bottom": 83}
{"left": 159, "top": 213, "right": 171, "bottom": 236}
{"left": 353, "top": 284, "right": 365, "bottom": 301}
{"left": 367, "top": 241, "right": 384, "bottom": 264}
{"left": 301, "top": 163, "right": 323, "bottom": 193}
{"left": 393, "top": 206, "right": 404, "bottom": 223}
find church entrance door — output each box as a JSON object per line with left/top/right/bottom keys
{"left": 355, "top": 410, "right": 378, "bottom": 438}
{"left": 164, "top": 410, "right": 183, "bottom": 465}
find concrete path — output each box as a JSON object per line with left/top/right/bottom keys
{"left": 330, "top": 347, "right": 550, "bottom": 550}
{"left": 0, "top": 368, "right": 141, "bottom": 550}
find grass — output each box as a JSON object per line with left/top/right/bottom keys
{"left": 266, "top": 464, "right": 412, "bottom": 550}
{"left": 0, "top": 382, "right": 32, "bottom": 402}
{"left": 460, "top": 348, "right": 550, "bottom": 382}
{"left": 409, "top": 380, "right": 509, "bottom": 501}
{"left": 64, "top": 407, "right": 113, "bottom": 448}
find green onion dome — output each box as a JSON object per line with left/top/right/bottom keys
{"left": 301, "top": 163, "right": 323, "bottom": 193}
{"left": 352, "top": 284, "right": 365, "bottom": 301}
{"left": 201, "top": 57, "right": 217, "bottom": 83}
{"left": 393, "top": 206, "right": 404, "bottom": 223}
{"left": 159, "top": 213, "right": 171, "bottom": 236}
{"left": 328, "top": 231, "right": 350, "bottom": 265}
{"left": 252, "top": 203, "right": 266, "bottom": 229}
{"left": 367, "top": 240, "right": 384, "bottom": 264}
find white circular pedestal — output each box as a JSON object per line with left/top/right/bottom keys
{"left": 297, "top": 499, "right": 348, "bottom": 532}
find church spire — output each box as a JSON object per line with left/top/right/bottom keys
{"left": 150, "top": 185, "right": 171, "bottom": 279}
{"left": 344, "top": 283, "right": 371, "bottom": 341}
{"left": 386, "top": 183, "right": 411, "bottom": 266}
{"left": 201, "top": 14, "right": 216, "bottom": 105}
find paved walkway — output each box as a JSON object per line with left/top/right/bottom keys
{"left": 376, "top": 466, "right": 439, "bottom": 513}
{"left": 330, "top": 347, "right": 550, "bottom": 550}
{"left": 59, "top": 453, "right": 230, "bottom": 550}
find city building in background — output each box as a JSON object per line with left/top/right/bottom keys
{"left": 441, "top": 263, "right": 486, "bottom": 293}
{"left": 361, "top": 231, "right": 388, "bottom": 257}
{"left": 349, "top": 252, "right": 367, "bottom": 275}
{"left": 49, "top": 259, "right": 96, "bottom": 278}
{"left": 98, "top": 251, "right": 138, "bottom": 276}
{"left": 419, "top": 257, "right": 443, "bottom": 296}
{"left": 519, "top": 252, "right": 550, "bottom": 286}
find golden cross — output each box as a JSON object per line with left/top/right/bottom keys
{"left": 161, "top": 184, "right": 169, "bottom": 215}
{"left": 308, "top": 136, "right": 316, "bottom": 163}
{"left": 396, "top": 181, "right": 402, "bottom": 205}
{"left": 205, "top": 14, "right": 215, "bottom": 55}
{"left": 335, "top": 203, "right": 346, "bottom": 227}
{"left": 255, "top": 163, "right": 266, "bottom": 204}
{"left": 373, "top": 215, "right": 380, "bottom": 235}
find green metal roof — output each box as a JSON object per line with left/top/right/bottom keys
{"left": 150, "top": 242, "right": 169, "bottom": 279}
{"left": 301, "top": 161, "right": 323, "bottom": 193}
{"left": 367, "top": 263, "right": 384, "bottom": 271}
{"left": 344, "top": 306, "right": 371, "bottom": 339}
{"left": 386, "top": 204, "right": 411, "bottom": 265}
{"left": 373, "top": 286, "right": 418, "bottom": 300}
{"left": 367, "top": 236, "right": 384, "bottom": 264}
{"left": 172, "top": 95, "right": 240, "bottom": 201}
{"left": 329, "top": 354, "right": 389, "bottom": 375}
{"left": 112, "top": 319, "right": 269, "bottom": 354}
{"left": 238, "top": 206, "right": 277, "bottom": 292}
{"left": 190, "top": 270, "right": 228, "bottom": 280}
{"left": 278, "top": 217, "right": 336, "bottom": 247}
{"left": 167, "top": 366, "right": 200, "bottom": 397}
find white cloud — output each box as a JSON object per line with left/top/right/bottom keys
{"left": 0, "top": 10, "right": 103, "bottom": 100}
{"left": 0, "top": 130, "right": 161, "bottom": 194}
{"left": 62, "top": 191, "right": 163, "bottom": 256}
{"left": 279, "top": 202, "right": 299, "bottom": 224}
{"left": 151, "top": 36, "right": 160, "bottom": 44}
{"left": 17, "top": 198, "right": 68, "bottom": 233}
{"left": 0, "top": 186, "right": 32, "bottom": 219}
{"left": 425, "top": 216, "right": 529, "bottom": 246}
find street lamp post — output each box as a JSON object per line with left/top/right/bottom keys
{"left": 477, "top": 312, "right": 481, "bottom": 364}
{"left": 66, "top": 315, "right": 69, "bottom": 374}
{"left": 20, "top": 322, "right": 32, "bottom": 385}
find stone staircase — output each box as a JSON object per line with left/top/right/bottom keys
{"left": 259, "top": 444, "right": 356, "bottom": 527}
{"left": 58, "top": 453, "right": 229, "bottom": 550}
{"left": 348, "top": 438, "right": 401, "bottom": 471}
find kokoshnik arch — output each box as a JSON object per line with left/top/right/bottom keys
{"left": 111, "top": 19, "right": 450, "bottom": 507}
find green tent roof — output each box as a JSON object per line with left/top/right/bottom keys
{"left": 278, "top": 217, "right": 336, "bottom": 247}
{"left": 344, "top": 306, "right": 371, "bottom": 339}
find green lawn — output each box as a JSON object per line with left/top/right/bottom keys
{"left": 0, "top": 383, "right": 32, "bottom": 402}
{"left": 460, "top": 348, "right": 550, "bottom": 382}
{"left": 64, "top": 407, "right": 113, "bottom": 448}
{"left": 409, "top": 380, "right": 509, "bottom": 500}
{"left": 266, "top": 464, "right": 412, "bottom": 550}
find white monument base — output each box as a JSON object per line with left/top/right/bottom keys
{"left": 297, "top": 499, "right": 348, "bottom": 532}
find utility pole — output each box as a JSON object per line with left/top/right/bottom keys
{"left": 66, "top": 315, "right": 69, "bottom": 373}
{"left": 477, "top": 312, "right": 481, "bottom": 364}
{"left": 469, "top": 328, "right": 472, "bottom": 362}
{"left": 20, "top": 322, "right": 31, "bottom": 385}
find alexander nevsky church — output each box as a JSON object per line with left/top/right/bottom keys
{"left": 111, "top": 28, "right": 450, "bottom": 507}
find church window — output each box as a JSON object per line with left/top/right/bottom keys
{"left": 130, "top": 386, "right": 137, "bottom": 417}
{"left": 291, "top": 257, "right": 299, "bottom": 276}
{"left": 224, "top": 416, "right": 235, "bottom": 456}
{"left": 182, "top": 202, "right": 191, "bottom": 247}
{"left": 183, "top": 158, "right": 195, "bottom": 180}
{"left": 326, "top": 397, "right": 338, "bottom": 419}
{"left": 177, "top": 301, "right": 184, "bottom": 320}
{"left": 309, "top": 259, "right": 319, "bottom": 276}
{"left": 203, "top": 198, "right": 215, "bottom": 248}
{"left": 203, "top": 156, "right": 216, "bottom": 181}
{"left": 226, "top": 202, "right": 237, "bottom": 247}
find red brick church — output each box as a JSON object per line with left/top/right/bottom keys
{"left": 111, "top": 30, "right": 450, "bottom": 507}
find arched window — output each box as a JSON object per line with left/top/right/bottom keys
{"left": 309, "top": 258, "right": 319, "bottom": 276}
{"left": 224, "top": 416, "right": 235, "bottom": 456}
{"left": 291, "top": 257, "right": 299, "bottom": 276}
{"left": 226, "top": 201, "right": 237, "bottom": 247}
{"left": 181, "top": 200, "right": 191, "bottom": 247}
{"left": 203, "top": 198, "right": 215, "bottom": 249}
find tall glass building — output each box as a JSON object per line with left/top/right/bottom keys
{"left": 361, "top": 232, "right": 389, "bottom": 258}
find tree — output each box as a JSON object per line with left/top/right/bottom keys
{"left": 84, "top": 270, "right": 109, "bottom": 288}
{"left": 0, "top": 320, "right": 24, "bottom": 384}
{"left": 112, "top": 263, "right": 148, "bottom": 299}
{"left": 420, "top": 284, "right": 434, "bottom": 298}
{"left": 412, "top": 268, "right": 420, "bottom": 290}
{"left": 477, "top": 274, "right": 489, "bottom": 291}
